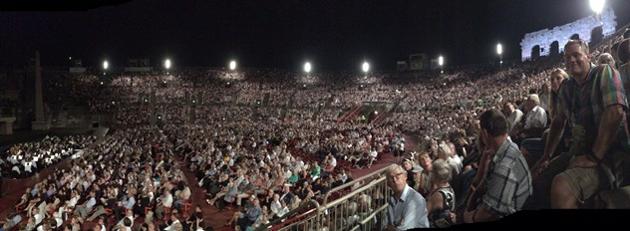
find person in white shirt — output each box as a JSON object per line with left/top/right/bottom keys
{"left": 522, "top": 94, "right": 547, "bottom": 131}
{"left": 324, "top": 153, "right": 337, "bottom": 173}
{"left": 367, "top": 149, "right": 378, "bottom": 168}
{"left": 269, "top": 194, "right": 289, "bottom": 218}
{"left": 157, "top": 190, "right": 173, "bottom": 218}
{"left": 164, "top": 213, "right": 183, "bottom": 231}
{"left": 503, "top": 102, "right": 524, "bottom": 132}
{"left": 511, "top": 94, "right": 547, "bottom": 141}
{"left": 24, "top": 161, "right": 33, "bottom": 174}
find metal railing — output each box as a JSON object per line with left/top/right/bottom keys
{"left": 323, "top": 164, "right": 392, "bottom": 205}
{"left": 277, "top": 173, "right": 391, "bottom": 231}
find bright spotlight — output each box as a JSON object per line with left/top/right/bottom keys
{"left": 229, "top": 60, "right": 237, "bottom": 71}
{"left": 102, "top": 60, "right": 109, "bottom": 70}
{"left": 590, "top": 0, "right": 605, "bottom": 14}
{"left": 497, "top": 43, "right": 503, "bottom": 55}
{"left": 438, "top": 56, "right": 444, "bottom": 66}
{"left": 362, "top": 61, "right": 370, "bottom": 73}
{"left": 164, "top": 59, "right": 172, "bottom": 70}
{"left": 304, "top": 62, "right": 312, "bottom": 73}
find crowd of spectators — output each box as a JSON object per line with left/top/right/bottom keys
{"left": 2, "top": 27, "right": 629, "bottom": 230}
{"left": 1, "top": 135, "right": 95, "bottom": 178}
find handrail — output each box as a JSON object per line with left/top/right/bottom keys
{"left": 323, "top": 163, "right": 393, "bottom": 205}
{"left": 349, "top": 203, "right": 389, "bottom": 231}
{"left": 258, "top": 199, "right": 319, "bottom": 231}
{"left": 320, "top": 176, "right": 387, "bottom": 210}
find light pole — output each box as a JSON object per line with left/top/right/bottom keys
{"left": 438, "top": 55, "right": 444, "bottom": 74}
{"left": 362, "top": 61, "right": 370, "bottom": 80}
{"left": 164, "top": 58, "right": 172, "bottom": 74}
{"left": 102, "top": 60, "right": 109, "bottom": 75}
{"left": 496, "top": 43, "right": 503, "bottom": 68}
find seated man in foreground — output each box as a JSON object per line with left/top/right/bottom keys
{"left": 461, "top": 109, "right": 532, "bottom": 223}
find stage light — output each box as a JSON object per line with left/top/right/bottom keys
{"left": 102, "top": 60, "right": 109, "bottom": 70}
{"left": 362, "top": 61, "right": 370, "bottom": 73}
{"left": 229, "top": 60, "right": 237, "bottom": 71}
{"left": 590, "top": 0, "right": 605, "bottom": 14}
{"left": 304, "top": 62, "right": 312, "bottom": 73}
{"left": 438, "top": 56, "right": 444, "bottom": 66}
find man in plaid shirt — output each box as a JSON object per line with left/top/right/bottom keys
{"left": 537, "top": 39, "right": 629, "bottom": 208}
{"left": 463, "top": 109, "right": 532, "bottom": 223}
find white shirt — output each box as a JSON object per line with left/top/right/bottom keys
{"left": 163, "top": 193, "right": 173, "bottom": 208}
{"left": 524, "top": 105, "right": 547, "bottom": 130}
{"left": 164, "top": 220, "right": 181, "bottom": 231}
{"left": 507, "top": 109, "right": 524, "bottom": 131}
{"left": 329, "top": 156, "right": 337, "bottom": 167}
{"left": 24, "top": 162, "right": 33, "bottom": 172}
{"left": 447, "top": 155, "right": 463, "bottom": 175}
{"left": 369, "top": 150, "right": 378, "bottom": 158}
{"left": 270, "top": 200, "right": 289, "bottom": 217}
{"left": 86, "top": 197, "right": 97, "bottom": 210}
{"left": 386, "top": 185, "right": 429, "bottom": 230}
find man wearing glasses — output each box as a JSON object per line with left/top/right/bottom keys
{"left": 385, "top": 164, "right": 429, "bottom": 230}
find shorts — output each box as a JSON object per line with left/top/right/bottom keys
{"left": 558, "top": 166, "right": 601, "bottom": 202}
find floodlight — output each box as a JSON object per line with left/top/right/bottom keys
{"left": 164, "top": 59, "right": 172, "bottom": 70}
{"left": 590, "top": 0, "right": 605, "bottom": 14}
{"left": 438, "top": 56, "right": 444, "bottom": 66}
{"left": 229, "top": 60, "right": 237, "bottom": 71}
{"left": 362, "top": 61, "right": 370, "bottom": 73}
{"left": 304, "top": 62, "right": 312, "bottom": 73}
{"left": 102, "top": 60, "right": 109, "bottom": 70}
{"left": 497, "top": 43, "right": 503, "bottom": 55}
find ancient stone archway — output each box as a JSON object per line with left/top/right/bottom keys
{"left": 550, "top": 41, "right": 560, "bottom": 56}
{"left": 520, "top": 7, "right": 616, "bottom": 61}
{"left": 531, "top": 45, "right": 541, "bottom": 60}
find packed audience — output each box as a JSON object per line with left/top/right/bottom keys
{"left": 1, "top": 135, "right": 95, "bottom": 178}
{"left": 2, "top": 26, "right": 629, "bottom": 230}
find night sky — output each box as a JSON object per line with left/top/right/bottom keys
{"left": 1, "top": 0, "right": 629, "bottom": 71}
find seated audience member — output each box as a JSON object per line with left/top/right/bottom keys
{"left": 427, "top": 159, "right": 456, "bottom": 227}
{"left": 415, "top": 152, "right": 433, "bottom": 197}
{"left": 385, "top": 164, "right": 429, "bottom": 230}
{"left": 521, "top": 68, "right": 569, "bottom": 166}
{"left": 510, "top": 94, "right": 547, "bottom": 142}
{"left": 502, "top": 102, "right": 523, "bottom": 133}
{"left": 462, "top": 109, "right": 531, "bottom": 223}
